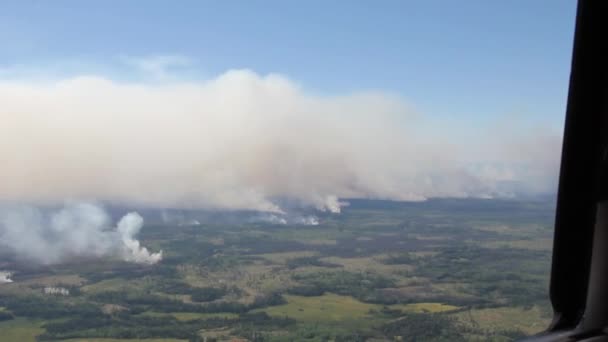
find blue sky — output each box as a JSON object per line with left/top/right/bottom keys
{"left": 1, "top": 1, "right": 577, "bottom": 125}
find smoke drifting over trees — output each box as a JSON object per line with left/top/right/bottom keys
{"left": 0, "top": 69, "right": 561, "bottom": 214}
{"left": 0, "top": 203, "right": 161, "bottom": 265}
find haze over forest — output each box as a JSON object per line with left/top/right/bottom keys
{"left": 0, "top": 68, "right": 561, "bottom": 213}
{"left": 0, "top": 64, "right": 562, "bottom": 266}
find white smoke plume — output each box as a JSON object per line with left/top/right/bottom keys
{"left": 254, "top": 213, "right": 320, "bottom": 226}
{"left": 116, "top": 213, "right": 163, "bottom": 264}
{"left": 0, "top": 271, "right": 13, "bottom": 283}
{"left": 0, "top": 69, "right": 562, "bottom": 212}
{"left": 0, "top": 203, "right": 162, "bottom": 265}
{"left": 294, "top": 216, "right": 320, "bottom": 226}
{"left": 257, "top": 214, "right": 288, "bottom": 225}
{"left": 160, "top": 211, "right": 201, "bottom": 226}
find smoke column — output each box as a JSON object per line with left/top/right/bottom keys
{"left": 0, "top": 271, "right": 12, "bottom": 283}
{"left": 116, "top": 213, "right": 163, "bottom": 264}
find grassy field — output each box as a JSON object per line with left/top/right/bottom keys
{"left": 482, "top": 238, "right": 554, "bottom": 251}
{"left": 320, "top": 256, "right": 414, "bottom": 274}
{"left": 20, "top": 275, "right": 85, "bottom": 287}
{"left": 254, "top": 293, "right": 381, "bottom": 330}
{"left": 81, "top": 278, "right": 137, "bottom": 293}
{"left": 255, "top": 293, "right": 458, "bottom": 326}
{"left": 393, "top": 302, "right": 459, "bottom": 313}
{"left": 0, "top": 318, "right": 44, "bottom": 342}
{"left": 172, "top": 312, "right": 239, "bottom": 321}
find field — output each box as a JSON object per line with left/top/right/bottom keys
{"left": 257, "top": 294, "right": 380, "bottom": 324}
{"left": 257, "top": 294, "right": 460, "bottom": 326}
{"left": 0, "top": 318, "right": 45, "bottom": 342}
{"left": 0, "top": 198, "right": 555, "bottom": 341}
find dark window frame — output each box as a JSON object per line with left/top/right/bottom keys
{"left": 528, "top": 1, "right": 608, "bottom": 340}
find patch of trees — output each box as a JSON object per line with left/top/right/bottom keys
{"left": 201, "top": 254, "right": 244, "bottom": 271}
{"left": 80, "top": 262, "right": 178, "bottom": 283}
{"left": 413, "top": 246, "right": 550, "bottom": 306}
{"left": 39, "top": 316, "right": 205, "bottom": 340}
{"left": 0, "top": 295, "right": 102, "bottom": 319}
{"left": 457, "top": 321, "right": 529, "bottom": 340}
{"left": 190, "top": 287, "right": 227, "bottom": 302}
{"left": 89, "top": 291, "right": 172, "bottom": 306}
{"left": 249, "top": 292, "right": 286, "bottom": 309}
{"left": 378, "top": 313, "right": 466, "bottom": 341}
{"left": 285, "top": 256, "right": 341, "bottom": 270}
{"left": 318, "top": 235, "right": 434, "bottom": 258}
{"left": 382, "top": 252, "right": 416, "bottom": 265}
{"left": 286, "top": 285, "right": 326, "bottom": 297}
{"left": 38, "top": 310, "right": 294, "bottom": 341}
{"left": 89, "top": 290, "right": 285, "bottom": 314}
{"left": 244, "top": 322, "right": 371, "bottom": 342}
{"left": 225, "top": 236, "right": 311, "bottom": 254}
{"left": 160, "top": 239, "right": 217, "bottom": 265}
{"left": 289, "top": 270, "right": 396, "bottom": 303}
{"left": 226, "top": 312, "right": 296, "bottom": 341}
{"left": 153, "top": 279, "right": 230, "bottom": 302}
{"left": 333, "top": 334, "right": 368, "bottom": 342}
{"left": 0, "top": 311, "right": 14, "bottom": 321}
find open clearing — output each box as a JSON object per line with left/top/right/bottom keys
{"left": 0, "top": 318, "right": 44, "bottom": 342}
{"left": 255, "top": 293, "right": 458, "bottom": 325}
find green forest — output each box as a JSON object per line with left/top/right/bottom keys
{"left": 0, "top": 198, "right": 555, "bottom": 341}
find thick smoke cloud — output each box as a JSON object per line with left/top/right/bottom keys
{"left": 0, "top": 203, "right": 162, "bottom": 265}
{"left": 0, "top": 69, "right": 561, "bottom": 213}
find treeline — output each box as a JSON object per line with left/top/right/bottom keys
{"left": 158, "top": 238, "right": 217, "bottom": 265}
{"left": 152, "top": 279, "right": 232, "bottom": 302}
{"left": 413, "top": 246, "right": 550, "bottom": 306}
{"left": 378, "top": 313, "right": 466, "bottom": 341}
{"left": 225, "top": 235, "right": 311, "bottom": 254}
{"left": 382, "top": 252, "right": 416, "bottom": 265}
{"left": 39, "top": 311, "right": 294, "bottom": 341}
{"left": 0, "top": 289, "right": 286, "bottom": 327}
{"left": 285, "top": 256, "right": 341, "bottom": 270}
{"left": 0, "top": 295, "right": 102, "bottom": 319}
{"left": 89, "top": 290, "right": 285, "bottom": 314}
{"left": 79, "top": 262, "right": 178, "bottom": 283}
{"left": 230, "top": 322, "right": 371, "bottom": 342}
{"left": 0, "top": 311, "right": 14, "bottom": 321}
